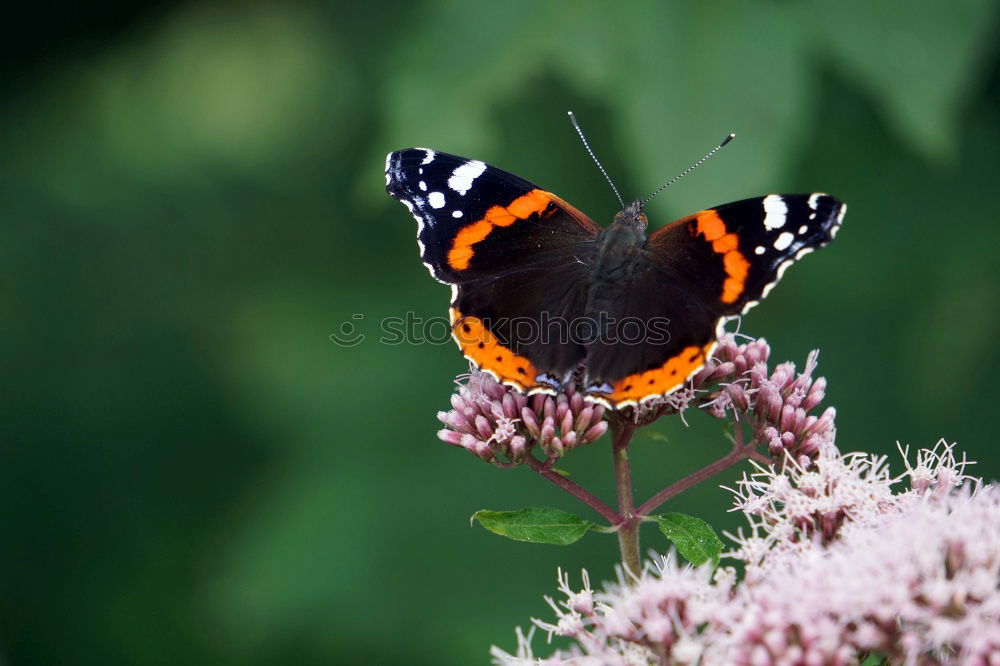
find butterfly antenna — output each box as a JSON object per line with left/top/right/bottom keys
{"left": 642, "top": 133, "right": 735, "bottom": 206}
{"left": 567, "top": 111, "right": 625, "bottom": 209}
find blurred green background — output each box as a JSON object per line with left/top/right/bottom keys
{"left": 2, "top": 1, "right": 999, "bottom": 664}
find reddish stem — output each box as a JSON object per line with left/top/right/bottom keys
{"left": 525, "top": 455, "right": 622, "bottom": 525}
{"left": 635, "top": 421, "right": 765, "bottom": 517}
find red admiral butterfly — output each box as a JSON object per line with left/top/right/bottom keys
{"left": 385, "top": 120, "right": 844, "bottom": 409}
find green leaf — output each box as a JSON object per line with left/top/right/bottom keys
{"left": 471, "top": 508, "right": 593, "bottom": 546}
{"left": 656, "top": 513, "right": 724, "bottom": 566}
{"left": 860, "top": 653, "right": 891, "bottom": 666}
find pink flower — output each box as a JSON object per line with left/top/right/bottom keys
{"left": 438, "top": 333, "right": 837, "bottom": 472}
{"left": 630, "top": 333, "right": 836, "bottom": 461}
{"left": 719, "top": 482, "right": 1000, "bottom": 665}
{"left": 437, "top": 369, "right": 608, "bottom": 465}
{"left": 494, "top": 441, "right": 1000, "bottom": 665}
{"left": 699, "top": 337, "right": 835, "bottom": 461}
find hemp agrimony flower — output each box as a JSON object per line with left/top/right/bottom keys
{"left": 437, "top": 371, "right": 608, "bottom": 465}
{"left": 436, "top": 334, "right": 842, "bottom": 575}
{"left": 494, "top": 441, "right": 999, "bottom": 665}
{"left": 696, "top": 336, "right": 836, "bottom": 461}
{"left": 426, "top": 329, "right": 996, "bottom": 664}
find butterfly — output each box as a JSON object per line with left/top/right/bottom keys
{"left": 385, "top": 141, "right": 844, "bottom": 409}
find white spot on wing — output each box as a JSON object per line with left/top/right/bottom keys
{"left": 421, "top": 149, "right": 435, "bottom": 165}
{"left": 774, "top": 231, "right": 794, "bottom": 250}
{"left": 798, "top": 225, "right": 808, "bottom": 234}
{"left": 387, "top": 154, "right": 454, "bottom": 286}
{"left": 452, "top": 210, "right": 463, "bottom": 218}
{"left": 447, "top": 160, "right": 487, "bottom": 195}
{"left": 830, "top": 204, "right": 846, "bottom": 238}
{"left": 762, "top": 194, "right": 787, "bottom": 230}
{"left": 808, "top": 193, "right": 822, "bottom": 210}
{"left": 428, "top": 191, "right": 445, "bottom": 209}
{"left": 754, "top": 246, "right": 766, "bottom": 255}
{"left": 419, "top": 181, "right": 427, "bottom": 191}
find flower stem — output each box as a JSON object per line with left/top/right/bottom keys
{"left": 636, "top": 422, "right": 762, "bottom": 517}
{"left": 525, "top": 455, "right": 623, "bottom": 525}
{"left": 611, "top": 419, "right": 641, "bottom": 580}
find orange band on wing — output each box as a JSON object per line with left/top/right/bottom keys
{"left": 447, "top": 189, "right": 552, "bottom": 271}
{"left": 450, "top": 308, "right": 538, "bottom": 390}
{"left": 722, "top": 249, "right": 750, "bottom": 303}
{"left": 695, "top": 210, "right": 749, "bottom": 304}
{"left": 607, "top": 343, "right": 713, "bottom": 406}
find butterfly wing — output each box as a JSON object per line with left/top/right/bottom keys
{"left": 584, "top": 194, "right": 845, "bottom": 408}
{"left": 385, "top": 148, "right": 602, "bottom": 391}
{"left": 581, "top": 264, "right": 721, "bottom": 408}
{"left": 647, "top": 194, "right": 846, "bottom": 316}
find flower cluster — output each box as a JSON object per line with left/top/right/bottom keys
{"left": 721, "top": 482, "right": 999, "bottom": 666}
{"left": 727, "top": 439, "right": 974, "bottom": 580}
{"left": 436, "top": 370, "right": 608, "bottom": 465}
{"left": 695, "top": 335, "right": 836, "bottom": 462}
{"left": 438, "top": 333, "right": 837, "bottom": 466}
{"left": 493, "top": 441, "right": 999, "bottom": 665}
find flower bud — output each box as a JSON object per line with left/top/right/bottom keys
{"left": 803, "top": 376, "right": 827, "bottom": 411}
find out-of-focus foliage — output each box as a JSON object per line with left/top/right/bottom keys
{"left": 1, "top": 1, "right": 998, "bottom": 665}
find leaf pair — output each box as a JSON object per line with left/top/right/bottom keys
{"left": 471, "top": 507, "right": 723, "bottom": 566}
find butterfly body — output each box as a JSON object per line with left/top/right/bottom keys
{"left": 385, "top": 148, "right": 844, "bottom": 409}
{"left": 592, "top": 204, "right": 647, "bottom": 280}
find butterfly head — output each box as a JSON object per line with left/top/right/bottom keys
{"left": 613, "top": 199, "right": 648, "bottom": 232}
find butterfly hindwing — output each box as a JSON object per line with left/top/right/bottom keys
{"left": 580, "top": 262, "right": 721, "bottom": 407}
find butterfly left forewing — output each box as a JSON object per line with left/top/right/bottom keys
{"left": 386, "top": 148, "right": 601, "bottom": 392}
